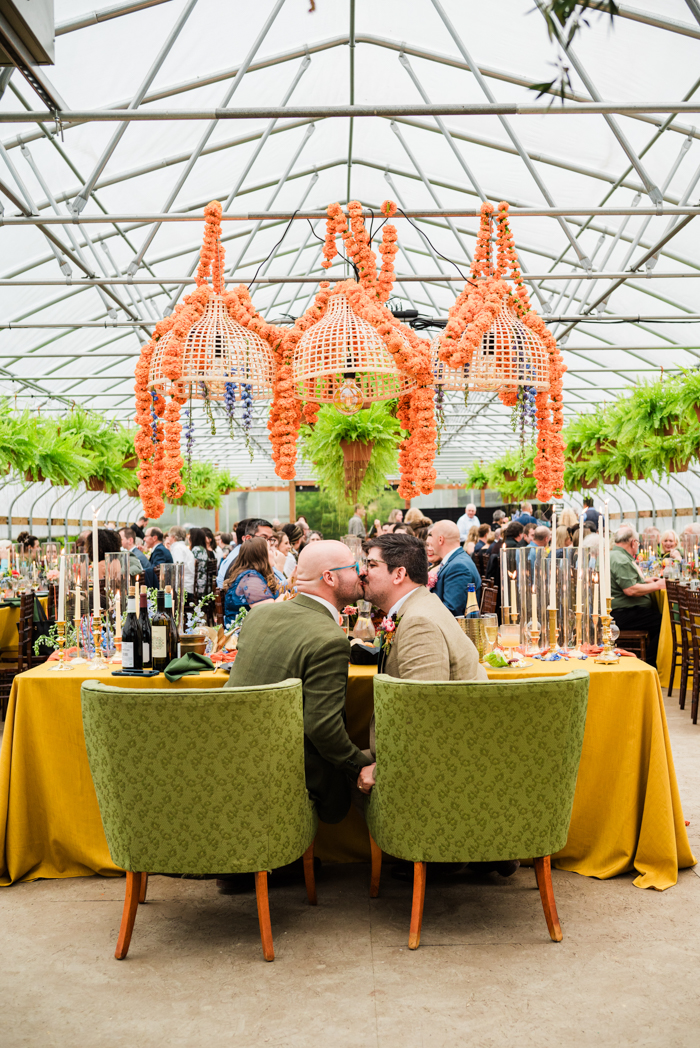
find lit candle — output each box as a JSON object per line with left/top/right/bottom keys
{"left": 531, "top": 584, "right": 538, "bottom": 629}
{"left": 576, "top": 512, "right": 584, "bottom": 612}
{"left": 549, "top": 510, "right": 557, "bottom": 608}
{"left": 509, "top": 570, "right": 518, "bottom": 617}
{"left": 92, "top": 507, "right": 99, "bottom": 616}
{"left": 58, "top": 553, "right": 66, "bottom": 623}
{"left": 115, "top": 596, "right": 122, "bottom": 639}
{"left": 75, "top": 580, "right": 80, "bottom": 621}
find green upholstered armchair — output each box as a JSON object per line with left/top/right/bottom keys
{"left": 81, "top": 678, "right": 318, "bottom": 962}
{"left": 366, "top": 668, "right": 590, "bottom": 948}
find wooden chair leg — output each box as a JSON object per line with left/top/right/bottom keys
{"left": 255, "top": 871, "right": 275, "bottom": 962}
{"left": 302, "top": 842, "right": 317, "bottom": 906}
{"left": 680, "top": 656, "right": 689, "bottom": 709}
{"left": 408, "top": 862, "right": 427, "bottom": 950}
{"left": 115, "top": 872, "right": 142, "bottom": 960}
{"left": 138, "top": 873, "right": 149, "bottom": 904}
{"left": 668, "top": 644, "right": 677, "bottom": 698}
{"left": 533, "top": 856, "right": 563, "bottom": 942}
{"left": 369, "top": 834, "right": 382, "bottom": 898}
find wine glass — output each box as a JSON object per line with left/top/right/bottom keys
{"left": 482, "top": 613, "right": 498, "bottom": 654}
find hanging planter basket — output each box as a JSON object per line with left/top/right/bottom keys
{"left": 669, "top": 458, "right": 690, "bottom": 473}
{"left": 340, "top": 439, "right": 374, "bottom": 499}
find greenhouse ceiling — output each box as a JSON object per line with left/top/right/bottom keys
{"left": 1, "top": 0, "right": 700, "bottom": 486}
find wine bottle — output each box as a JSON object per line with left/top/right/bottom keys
{"left": 151, "top": 590, "right": 169, "bottom": 672}
{"left": 139, "top": 585, "right": 152, "bottom": 670}
{"left": 465, "top": 583, "right": 480, "bottom": 618}
{"left": 164, "top": 585, "right": 179, "bottom": 661}
{"left": 122, "top": 586, "right": 143, "bottom": 671}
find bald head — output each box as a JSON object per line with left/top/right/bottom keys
{"left": 426, "top": 519, "right": 462, "bottom": 560}
{"left": 296, "top": 539, "right": 363, "bottom": 611}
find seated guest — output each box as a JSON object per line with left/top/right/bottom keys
{"left": 168, "top": 526, "right": 195, "bottom": 601}
{"left": 660, "top": 529, "right": 682, "bottom": 564}
{"left": 426, "top": 520, "right": 481, "bottom": 615}
{"left": 393, "top": 523, "right": 414, "bottom": 536}
{"left": 188, "top": 527, "right": 217, "bottom": 614}
{"left": 85, "top": 528, "right": 121, "bottom": 607}
{"left": 641, "top": 525, "right": 661, "bottom": 551}
{"left": 555, "top": 525, "right": 573, "bottom": 557}
{"left": 120, "top": 526, "right": 150, "bottom": 577}
{"left": 143, "top": 526, "right": 173, "bottom": 589}
{"left": 356, "top": 533, "right": 487, "bottom": 792}
{"left": 381, "top": 522, "right": 394, "bottom": 534}
{"left": 130, "top": 515, "right": 148, "bottom": 541}
{"left": 522, "top": 522, "right": 536, "bottom": 544}
{"left": 201, "top": 527, "right": 221, "bottom": 564}
{"left": 515, "top": 501, "right": 538, "bottom": 527}
{"left": 610, "top": 524, "right": 665, "bottom": 666}
{"left": 306, "top": 530, "right": 323, "bottom": 542}
{"left": 463, "top": 524, "right": 480, "bottom": 555}
{"left": 216, "top": 518, "right": 273, "bottom": 588}
{"left": 504, "top": 521, "right": 525, "bottom": 548}
{"left": 528, "top": 524, "right": 550, "bottom": 565}
{"left": 281, "top": 523, "right": 304, "bottom": 576}
{"left": 223, "top": 537, "right": 278, "bottom": 625}
{"left": 473, "top": 523, "right": 491, "bottom": 553}
{"left": 226, "top": 540, "right": 373, "bottom": 824}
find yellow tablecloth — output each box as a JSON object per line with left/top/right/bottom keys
{"left": 0, "top": 596, "right": 48, "bottom": 652}
{"left": 655, "top": 591, "right": 678, "bottom": 692}
{"left": 0, "top": 658, "right": 695, "bottom": 890}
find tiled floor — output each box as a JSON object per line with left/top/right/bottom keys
{"left": 2, "top": 689, "right": 699, "bottom": 1047}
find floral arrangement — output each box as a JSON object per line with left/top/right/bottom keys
{"left": 438, "top": 200, "right": 566, "bottom": 502}
{"left": 227, "top": 200, "right": 437, "bottom": 498}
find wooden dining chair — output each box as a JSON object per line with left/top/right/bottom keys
{"left": 665, "top": 580, "right": 683, "bottom": 698}
{"left": 677, "top": 587, "right": 695, "bottom": 711}
{"left": 480, "top": 583, "right": 498, "bottom": 615}
{"left": 684, "top": 589, "right": 700, "bottom": 724}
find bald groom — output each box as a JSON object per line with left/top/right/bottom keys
{"left": 226, "top": 540, "right": 373, "bottom": 823}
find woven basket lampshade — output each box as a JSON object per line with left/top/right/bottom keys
{"left": 148, "top": 294, "right": 274, "bottom": 400}
{"left": 292, "top": 293, "right": 417, "bottom": 404}
{"left": 431, "top": 335, "right": 467, "bottom": 392}
{"left": 466, "top": 301, "right": 550, "bottom": 392}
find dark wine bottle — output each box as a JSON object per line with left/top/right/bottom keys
{"left": 122, "top": 586, "right": 143, "bottom": 671}
{"left": 139, "top": 585, "right": 153, "bottom": 669}
{"left": 164, "top": 585, "right": 179, "bottom": 661}
{"left": 151, "top": 590, "right": 169, "bottom": 672}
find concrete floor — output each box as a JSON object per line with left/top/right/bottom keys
{"left": 2, "top": 689, "right": 700, "bottom": 1047}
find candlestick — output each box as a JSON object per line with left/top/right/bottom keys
{"left": 115, "top": 598, "right": 122, "bottom": 639}
{"left": 549, "top": 510, "right": 557, "bottom": 608}
{"left": 598, "top": 526, "right": 606, "bottom": 608}
{"left": 57, "top": 552, "right": 66, "bottom": 623}
{"left": 48, "top": 621, "right": 72, "bottom": 672}
{"left": 87, "top": 612, "right": 107, "bottom": 669}
{"left": 604, "top": 500, "right": 611, "bottom": 603}
{"left": 531, "top": 585, "right": 538, "bottom": 630}
{"left": 595, "top": 607, "right": 620, "bottom": 664}
{"left": 576, "top": 511, "right": 584, "bottom": 612}
{"left": 509, "top": 571, "right": 518, "bottom": 623}
{"left": 548, "top": 607, "right": 558, "bottom": 651}
{"left": 92, "top": 508, "right": 100, "bottom": 616}
{"left": 529, "top": 626, "right": 541, "bottom": 654}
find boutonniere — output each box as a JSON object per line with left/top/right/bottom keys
{"left": 427, "top": 569, "right": 439, "bottom": 590}
{"left": 374, "top": 613, "right": 402, "bottom": 654}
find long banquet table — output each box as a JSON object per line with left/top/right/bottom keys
{"left": 0, "top": 657, "right": 694, "bottom": 890}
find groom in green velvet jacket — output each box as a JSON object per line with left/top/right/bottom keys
{"left": 226, "top": 540, "right": 372, "bottom": 823}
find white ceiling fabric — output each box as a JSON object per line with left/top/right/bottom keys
{"left": 0, "top": 0, "right": 699, "bottom": 488}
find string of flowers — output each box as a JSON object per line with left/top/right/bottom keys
{"left": 437, "top": 200, "right": 566, "bottom": 500}
{"left": 223, "top": 379, "right": 237, "bottom": 439}
{"left": 241, "top": 382, "right": 254, "bottom": 459}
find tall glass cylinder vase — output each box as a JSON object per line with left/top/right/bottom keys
{"left": 159, "top": 562, "right": 186, "bottom": 632}
{"left": 582, "top": 547, "right": 604, "bottom": 646}
{"left": 105, "top": 552, "right": 129, "bottom": 654}
{"left": 499, "top": 547, "right": 530, "bottom": 649}
{"left": 66, "top": 553, "right": 90, "bottom": 658}
{"left": 545, "top": 549, "right": 575, "bottom": 651}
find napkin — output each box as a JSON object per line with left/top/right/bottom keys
{"left": 164, "top": 652, "right": 215, "bottom": 682}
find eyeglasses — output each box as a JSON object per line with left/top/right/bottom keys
{"left": 365, "top": 558, "right": 387, "bottom": 569}
{"left": 320, "top": 562, "right": 361, "bottom": 580}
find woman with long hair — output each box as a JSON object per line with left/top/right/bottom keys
{"left": 223, "top": 536, "right": 278, "bottom": 626}
{"left": 188, "top": 526, "right": 217, "bottom": 622}
{"left": 463, "top": 524, "right": 479, "bottom": 556}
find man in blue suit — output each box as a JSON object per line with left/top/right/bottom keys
{"left": 426, "top": 520, "right": 481, "bottom": 617}
{"left": 144, "top": 526, "right": 174, "bottom": 588}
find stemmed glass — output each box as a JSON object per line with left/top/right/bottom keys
{"left": 482, "top": 613, "right": 498, "bottom": 655}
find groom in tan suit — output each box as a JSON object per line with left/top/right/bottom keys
{"left": 357, "top": 532, "right": 487, "bottom": 793}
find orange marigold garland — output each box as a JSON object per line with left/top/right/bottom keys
{"left": 438, "top": 200, "right": 566, "bottom": 501}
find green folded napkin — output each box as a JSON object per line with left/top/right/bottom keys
{"left": 164, "top": 652, "right": 215, "bottom": 682}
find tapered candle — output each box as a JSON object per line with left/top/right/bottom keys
{"left": 549, "top": 510, "right": 557, "bottom": 607}
{"left": 604, "top": 501, "right": 611, "bottom": 601}
{"left": 115, "top": 597, "right": 122, "bottom": 639}
{"left": 58, "top": 553, "right": 66, "bottom": 622}
{"left": 75, "top": 582, "right": 80, "bottom": 621}
{"left": 576, "top": 511, "right": 584, "bottom": 612}
{"left": 509, "top": 571, "right": 518, "bottom": 618}
{"left": 592, "top": 571, "right": 599, "bottom": 619}
{"left": 92, "top": 508, "right": 99, "bottom": 615}
{"left": 598, "top": 524, "right": 606, "bottom": 607}
{"left": 531, "top": 585, "right": 538, "bottom": 629}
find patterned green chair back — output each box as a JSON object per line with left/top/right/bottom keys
{"left": 81, "top": 679, "right": 317, "bottom": 875}
{"left": 367, "top": 668, "right": 589, "bottom": 864}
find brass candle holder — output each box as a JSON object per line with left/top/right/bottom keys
{"left": 87, "top": 612, "right": 108, "bottom": 669}
{"left": 48, "top": 621, "right": 72, "bottom": 671}
{"left": 72, "top": 615, "right": 87, "bottom": 664}
{"left": 595, "top": 599, "right": 620, "bottom": 664}
{"left": 501, "top": 605, "right": 510, "bottom": 628}
{"left": 592, "top": 612, "right": 599, "bottom": 646}
{"left": 568, "top": 609, "right": 585, "bottom": 658}
{"left": 529, "top": 625, "right": 541, "bottom": 655}
{"left": 548, "top": 607, "right": 559, "bottom": 652}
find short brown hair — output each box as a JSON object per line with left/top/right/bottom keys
{"left": 366, "top": 533, "right": 428, "bottom": 585}
{"left": 478, "top": 523, "right": 490, "bottom": 537}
